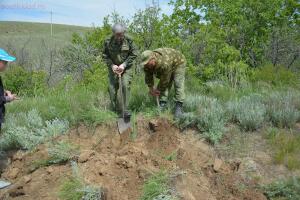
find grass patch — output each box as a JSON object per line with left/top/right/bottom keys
{"left": 265, "top": 128, "right": 300, "bottom": 170}
{"left": 140, "top": 171, "right": 171, "bottom": 200}
{"left": 6, "top": 85, "right": 115, "bottom": 126}
{"left": 263, "top": 177, "right": 300, "bottom": 200}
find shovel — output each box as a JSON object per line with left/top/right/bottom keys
{"left": 117, "top": 74, "right": 131, "bottom": 134}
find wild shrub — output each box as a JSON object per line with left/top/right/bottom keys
{"left": 0, "top": 109, "right": 69, "bottom": 150}
{"left": 197, "top": 97, "right": 226, "bottom": 144}
{"left": 226, "top": 94, "right": 266, "bottom": 131}
{"left": 265, "top": 91, "right": 300, "bottom": 128}
{"left": 182, "top": 95, "right": 226, "bottom": 144}
{"left": 81, "top": 62, "right": 108, "bottom": 92}
{"left": 47, "top": 141, "right": 79, "bottom": 164}
{"left": 31, "top": 141, "right": 79, "bottom": 170}
{"left": 202, "top": 44, "right": 249, "bottom": 88}
{"left": 263, "top": 177, "right": 300, "bottom": 200}
{"left": 177, "top": 112, "right": 197, "bottom": 130}
{"left": 183, "top": 94, "right": 205, "bottom": 112}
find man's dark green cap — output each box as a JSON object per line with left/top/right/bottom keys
{"left": 140, "top": 50, "right": 154, "bottom": 66}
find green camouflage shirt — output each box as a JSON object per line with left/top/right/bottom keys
{"left": 103, "top": 35, "right": 137, "bottom": 68}
{"left": 144, "top": 48, "right": 186, "bottom": 88}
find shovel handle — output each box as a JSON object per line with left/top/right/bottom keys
{"left": 118, "top": 73, "right": 125, "bottom": 118}
{"left": 156, "top": 96, "right": 160, "bottom": 108}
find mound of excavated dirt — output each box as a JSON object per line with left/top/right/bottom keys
{"left": 0, "top": 118, "right": 267, "bottom": 200}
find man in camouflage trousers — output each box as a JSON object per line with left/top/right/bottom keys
{"left": 102, "top": 24, "right": 137, "bottom": 122}
{"left": 140, "top": 48, "right": 186, "bottom": 119}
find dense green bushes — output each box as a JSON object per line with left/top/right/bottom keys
{"left": 251, "top": 64, "right": 299, "bottom": 87}
{"left": 3, "top": 65, "right": 47, "bottom": 96}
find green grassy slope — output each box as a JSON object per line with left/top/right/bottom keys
{"left": 0, "top": 21, "right": 91, "bottom": 69}
{"left": 0, "top": 21, "right": 90, "bottom": 42}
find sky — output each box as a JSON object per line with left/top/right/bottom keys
{"left": 0, "top": 0, "right": 173, "bottom": 27}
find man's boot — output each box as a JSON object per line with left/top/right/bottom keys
{"left": 159, "top": 101, "right": 167, "bottom": 111}
{"left": 174, "top": 101, "right": 183, "bottom": 119}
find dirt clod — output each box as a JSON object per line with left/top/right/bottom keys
{"left": 23, "top": 175, "right": 32, "bottom": 183}
{"left": 7, "top": 168, "right": 20, "bottom": 179}
{"left": 213, "top": 158, "right": 223, "bottom": 172}
{"left": 78, "top": 150, "right": 95, "bottom": 163}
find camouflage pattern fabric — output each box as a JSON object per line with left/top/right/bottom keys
{"left": 103, "top": 35, "right": 137, "bottom": 112}
{"left": 144, "top": 48, "right": 186, "bottom": 103}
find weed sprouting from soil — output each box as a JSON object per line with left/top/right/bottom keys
{"left": 59, "top": 161, "right": 105, "bottom": 200}
{"left": 140, "top": 171, "right": 172, "bottom": 200}
{"left": 164, "top": 151, "right": 177, "bottom": 161}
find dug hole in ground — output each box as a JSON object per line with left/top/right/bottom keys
{"left": 0, "top": 117, "right": 267, "bottom": 200}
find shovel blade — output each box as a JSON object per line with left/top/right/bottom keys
{"left": 117, "top": 118, "right": 131, "bottom": 134}
{"left": 0, "top": 180, "right": 11, "bottom": 189}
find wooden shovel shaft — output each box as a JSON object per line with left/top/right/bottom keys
{"left": 156, "top": 96, "right": 160, "bottom": 108}
{"left": 118, "top": 74, "right": 125, "bottom": 118}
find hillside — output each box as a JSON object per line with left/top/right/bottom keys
{"left": 0, "top": 21, "right": 90, "bottom": 70}
{"left": 0, "top": 21, "right": 90, "bottom": 37}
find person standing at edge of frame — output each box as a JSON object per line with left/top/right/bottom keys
{"left": 0, "top": 48, "right": 18, "bottom": 131}
{"left": 102, "top": 24, "right": 137, "bottom": 122}
{"left": 140, "top": 48, "right": 186, "bottom": 119}
{"left": 0, "top": 48, "right": 18, "bottom": 190}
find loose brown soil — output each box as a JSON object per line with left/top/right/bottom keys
{"left": 0, "top": 118, "right": 267, "bottom": 200}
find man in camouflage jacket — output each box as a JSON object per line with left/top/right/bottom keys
{"left": 140, "top": 48, "right": 186, "bottom": 119}
{"left": 102, "top": 24, "right": 137, "bottom": 122}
